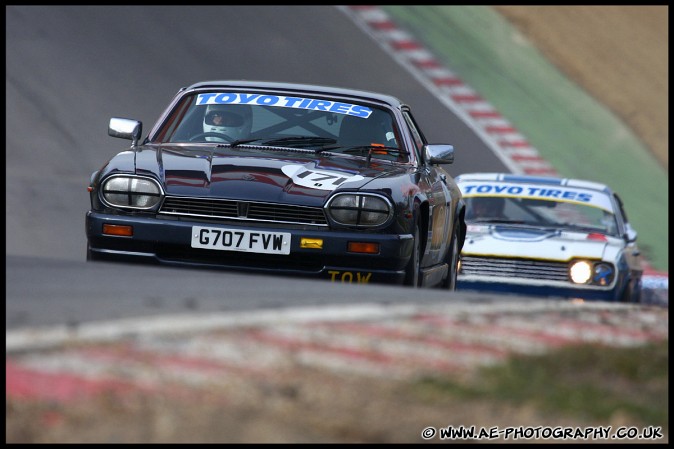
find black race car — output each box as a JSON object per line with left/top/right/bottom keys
{"left": 86, "top": 80, "right": 466, "bottom": 288}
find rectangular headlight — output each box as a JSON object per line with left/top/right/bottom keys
{"left": 326, "top": 193, "right": 392, "bottom": 227}
{"left": 101, "top": 175, "right": 162, "bottom": 209}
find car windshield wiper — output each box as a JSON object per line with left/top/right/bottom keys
{"left": 216, "top": 137, "right": 337, "bottom": 148}
{"left": 341, "top": 145, "right": 406, "bottom": 154}
{"left": 215, "top": 138, "right": 266, "bottom": 148}
{"left": 469, "top": 218, "right": 526, "bottom": 224}
{"left": 559, "top": 223, "right": 608, "bottom": 233}
{"left": 318, "top": 144, "right": 409, "bottom": 160}
{"left": 469, "top": 219, "right": 577, "bottom": 230}
{"left": 261, "top": 136, "right": 337, "bottom": 147}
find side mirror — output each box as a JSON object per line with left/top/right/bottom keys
{"left": 424, "top": 144, "right": 454, "bottom": 165}
{"left": 624, "top": 223, "right": 638, "bottom": 243}
{"left": 109, "top": 117, "right": 142, "bottom": 147}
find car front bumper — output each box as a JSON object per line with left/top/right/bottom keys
{"left": 456, "top": 277, "right": 622, "bottom": 302}
{"left": 86, "top": 211, "right": 413, "bottom": 285}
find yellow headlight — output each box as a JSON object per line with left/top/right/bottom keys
{"left": 569, "top": 260, "right": 592, "bottom": 284}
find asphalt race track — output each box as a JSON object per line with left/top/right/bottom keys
{"left": 6, "top": 8, "right": 669, "bottom": 443}
{"left": 6, "top": 5, "right": 516, "bottom": 328}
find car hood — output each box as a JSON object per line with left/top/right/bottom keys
{"left": 462, "top": 224, "right": 624, "bottom": 261}
{"left": 133, "top": 145, "right": 407, "bottom": 207}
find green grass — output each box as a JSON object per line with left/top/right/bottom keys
{"left": 381, "top": 5, "right": 668, "bottom": 272}
{"left": 414, "top": 341, "right": 669, "bottom": 429}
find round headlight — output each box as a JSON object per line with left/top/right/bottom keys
{"left": 101, "top": 175, "right": 162, "bottom": 209}
{"left": 592, "top": 263, "right": 615, "bottom": 286}
{"left": 326, "top": 193, "right": 392, "bottom": 227}
{"left": 569, "top": 260, "right": 592, "bottom": 284}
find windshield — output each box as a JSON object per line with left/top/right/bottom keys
{"left": 152, "top": 91, "right": 408, "bottom": 162}
{"left": 462, "top": 185, "right": 619, "bottom": 236}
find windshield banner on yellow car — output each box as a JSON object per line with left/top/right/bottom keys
{"left": 459, "top": 182, "right": 614, "bottom": 212}
{"left": 196, "top": 93, "right": 372, "bottom": 118}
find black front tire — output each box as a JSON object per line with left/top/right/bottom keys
{"left": 442, "top": 226, "right": 460, "bottom": 290}
{"left": 403, "top": 224, "right": 422, "bottom": 288}
{"left": 620, "top": 277, "right": 642, "bottom": 303}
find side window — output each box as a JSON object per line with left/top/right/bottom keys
{"left": 613, "top": 193, "right": 629, "bottom": 221}
{"left": 402, "top": 111, "right": 424, "bottom": 162}
{"left": 156, "top": 95, "right": 197, "bottom": 142}
{"left": 613, "top": 193, "right": 630, "bottom": 233}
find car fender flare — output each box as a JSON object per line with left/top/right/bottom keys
{"left": 409, "top": 195, "right": 429, "bottom": 265}
{"left": 455, "top": 203, "right": 467, "bottom": 253}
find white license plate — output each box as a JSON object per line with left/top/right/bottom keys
{"left": 191, "top": 226, "right": 291, "bottom": 255}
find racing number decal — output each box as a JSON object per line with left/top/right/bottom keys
{"left": 282, "top": 164, "right": 364, "bottom": 191}
{"left": 296, "top": 170, "right": 347, "bottom": 186}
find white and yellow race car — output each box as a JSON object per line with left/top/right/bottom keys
{"left": 455, "top": 173, "right": 643, "bottom": 303}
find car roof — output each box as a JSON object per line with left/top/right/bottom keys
{"left": 183, "top": 80, "right": 407, "bottom": 110}
{"left": 455, "top": 172, "right": 614, "bottom": 194}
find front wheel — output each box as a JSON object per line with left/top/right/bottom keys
{"left": 620, "top": 277, "right": 642, "bottom": 303}
{"left": 442, "top": 226, "right": 460, "bottom": 290}
{"left": 403, "top": 224, "right": 422, "bottom": 288}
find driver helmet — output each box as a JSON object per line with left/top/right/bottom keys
{"left": 202, "top": 104, "right": 252, "bottom": 141}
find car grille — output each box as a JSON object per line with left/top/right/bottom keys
{"left": 459, "top": 256, "right": 569, "bottom": 282}
{"left": 159, "top": 196, "right": 328, "bottom": 226}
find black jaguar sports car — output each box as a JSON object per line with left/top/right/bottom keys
{"left": 86, "top": 80, "right": 466, "bottom": 288}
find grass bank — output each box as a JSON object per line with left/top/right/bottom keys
{"left": 382, "top": 5, "right": 668, "bottom": 272}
